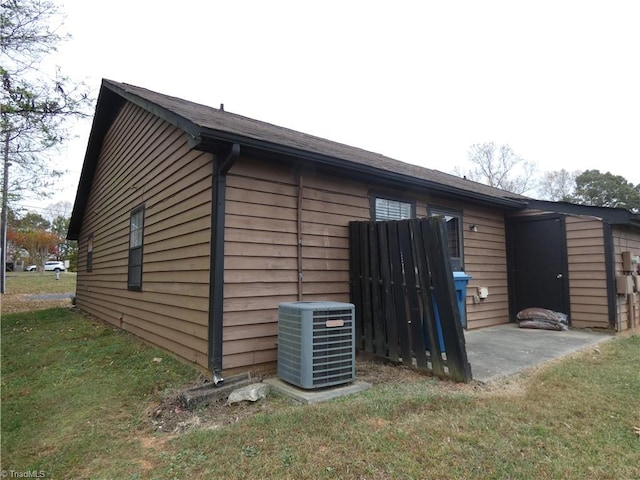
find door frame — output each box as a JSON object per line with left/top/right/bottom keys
{"left": 506, "top": 214, "right": 571, "bottom": 324}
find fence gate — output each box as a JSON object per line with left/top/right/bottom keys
{"left": 348, "top": 217, "right": 472, "bottom": 382}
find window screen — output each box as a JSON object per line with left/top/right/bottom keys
{"left": 375, "top": 197, "right": 413, "bottom": 221}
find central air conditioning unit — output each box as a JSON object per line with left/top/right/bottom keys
{"left": 277, "top": 301, "right": 355, "bottom": 390}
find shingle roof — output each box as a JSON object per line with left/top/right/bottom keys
{"left": 105, "top": 80, "right": 529, "bottom": 205}
{"left": 69, "top": 79, "right": 529, "bottom": 239}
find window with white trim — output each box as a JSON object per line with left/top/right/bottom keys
{"left": 87, "top": 235, "right": 93, "bottom": 272}
{"left": 429, "top": 207, "right": 464, "bottom": 271}
{"left": 128, "top": 205, "right": 144, "bottom": 291}
{"left": 374, "top": 197, "right": 413, "bottom": 221}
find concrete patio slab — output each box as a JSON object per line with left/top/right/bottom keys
{"left": 464, "top": 323, "right": 614, "bottom": 383}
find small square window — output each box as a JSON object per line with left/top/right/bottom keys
{"left": 374, "top": 197, "right": 413, "bottom": 221}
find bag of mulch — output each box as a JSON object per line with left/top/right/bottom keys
{"left": 516, "top": 307, "right": 568, "bottom": 331}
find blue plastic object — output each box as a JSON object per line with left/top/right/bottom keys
{"left": 453, "top": 271, "right": 472, "bottom": 328}
{"left": 425, "top": 272, "right": 472, "bottom": 352}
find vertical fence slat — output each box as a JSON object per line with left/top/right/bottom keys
{"left": 412, "top": 219, "right": 445, "bottom": 377}
{"left": 398, "top": 220, "right": 428, "bottom": 368}
{"left": 425, "top": 217, "right": 472, "bottom": 382}
{"left": 368, "top": 222, "right": 386, "bottom": 355}
{"left": 359, "top": 222, "right": 374, "bottom": 353}
{"left": 348, "top": 221, "right": 364, "bottom": 350}
{"left": 388, "top": 221, "right": 412, "bottom": 366}
{"left": 377, "top": 222, "right": 398, "bottom": 362}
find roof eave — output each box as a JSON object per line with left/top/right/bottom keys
{"left": 67, "top": 80, "right": 205, "bottom": 240}
{"left": 524, "top": 199, "right": 640, "bottom": 228}
{"left": 195, "top": 128, "right": 527, "bottom": 210}
{"left": 67, "top": 86, "right": 121, "bottom": 240}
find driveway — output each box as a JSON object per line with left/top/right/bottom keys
{"left": 464, "top": 323, "right": 614, "bottom": 382}
{"left": 24, "top": 293, "right": 75, "bottom": 301}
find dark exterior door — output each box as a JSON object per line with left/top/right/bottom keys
{"left": 507, "top": 215, "right": 571, "bottom": 322}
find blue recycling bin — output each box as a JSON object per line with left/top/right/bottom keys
{"left": 425, "top": 272, "right": 472, "bottom": 352}
{"left": 453, "top": 271, "right": 472, "bottom": 328}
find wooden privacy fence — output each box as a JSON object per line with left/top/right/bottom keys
{"left": 348, "top": 217, "right": 472, "bottom": 382}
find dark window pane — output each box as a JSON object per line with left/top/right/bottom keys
{"left": 128, "top": 248, "right": 142, "bottom": 289}
{"left": 429, "top": 208, "right": 463, "bottom": 271}
{"left": 87, "top": 236, "right": 94, "bottom": 272}
{"left": 128, "top": 206, "right": 144, "bottom": 290}
{"left": 445, "top": 216, "right": 460, "bottom": 257}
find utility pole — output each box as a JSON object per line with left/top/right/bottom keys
{"left": 1, "top": 132, "right": 10, "bottom": 294}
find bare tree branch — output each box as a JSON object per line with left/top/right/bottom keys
{"left": 458, "top": 142, "right": 537, "bottom": 194}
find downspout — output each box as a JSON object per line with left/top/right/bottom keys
{"left": 602, "top": 221, "right": 617, "bottom": 330}
{"left": 208, "top": 143, "right": 240, "bottom": 384}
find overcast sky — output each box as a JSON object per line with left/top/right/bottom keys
{"left": 31, "top": 0, "right": 640, "bottom": 212}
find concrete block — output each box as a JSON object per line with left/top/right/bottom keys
{"left": 264, "top": 377, "right": 371, "bottom": 405}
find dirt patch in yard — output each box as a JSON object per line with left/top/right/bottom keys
{"left": 145, "top": 353, "right": 534, "bottom": 436}
{"left": 145, "top": 374, "right": 296, "bottom": 435}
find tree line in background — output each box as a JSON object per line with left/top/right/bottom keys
{"left": 5, "top": 200, "right": 76, "bottom": 272}
{"left": 458, "top": 142, "right": 640, "bottom": 212}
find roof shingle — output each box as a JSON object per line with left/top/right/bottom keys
{"left": 105, "top": 79, "right": 528, "bottom": 204}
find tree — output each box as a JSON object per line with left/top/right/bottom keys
{"left": 6, "top": 208, "right": 74, "bottom": 270}
{"left": 44, "top": 200, "right": 72, "bottom": 220}
{"left": 570, "top": 170, "right": 640, "bottom": 211}
{"left": 7, "top": 227, "right": 60, "bottom": 269}
{"left": 13, "top": 211, "right": 50, "bottom": 230}
{"left": 537, "top": 169, "right": 579, "bottom": 201}
{"left": 1, "top": 0, "right": 92, "bottom": 291}
{"left": 456, "top": 142, "right": 537, "bottom": 194}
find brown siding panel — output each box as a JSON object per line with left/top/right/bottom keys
{"left": 456, "top": 205, "right": 510, "bottom": 329}
{"left": 221, "top": 164, "right": 371, "bottom": 372}
{"left": 221, "top": 158, "right": 298, "bottom": 370}
{"left": 565, "top": 217, "right": 609, "bottom": 329}
{"left": 76, "top": 102, "right": 213, "bottom": 372}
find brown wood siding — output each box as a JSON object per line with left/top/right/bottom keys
{"left": 612, "top": 225, "right": 640, "bottom": 330}
{"left": 76, "top": 101, "right": 213, "bottom": 372}
{"left": 565, "top": 216, "right": 609, "bottom": 329}
{"left": 222, "top": 162, "right": 511, "bottom": 372}
{"left": 458, "top": 205, "right": 510, "bottom": 329}
{"left": 222, "top": 158, "right": 299, "bottom": 372}
{"left": 417, "top": 199, "right": 510, "bottom": 329}
{"left": 222, "top": 160, "right": 372, "bottom": 372}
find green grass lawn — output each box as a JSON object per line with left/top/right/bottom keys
{"left": 1, "top": 308, "right": 198, "bottom": 478}
{"left": 2, "top": 272, "right": 77, "bottom": 313}
{"left": 3, "top": 271, "right": 76, "bottom": 295}
{"left": 2, "top": 307, "right": 639, "bottom": 479}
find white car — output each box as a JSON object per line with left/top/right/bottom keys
{"left": 25, "top": 265, "right": 37, "bottom": 271}
{"left": 44, "top": 261, "right": 66, "bottom": 272}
